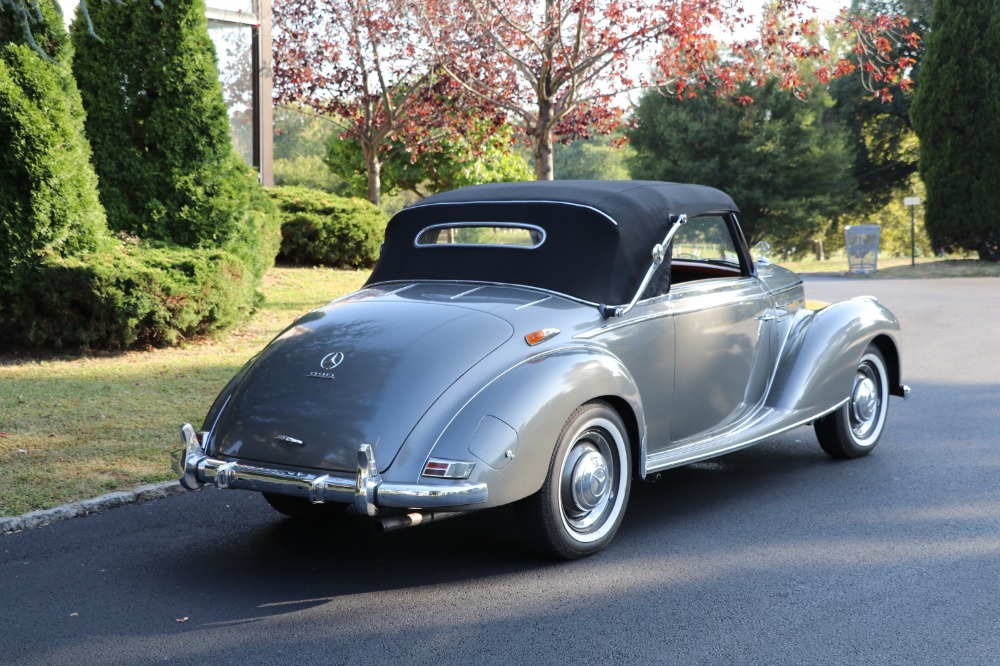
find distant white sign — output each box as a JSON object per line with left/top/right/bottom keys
{"left": 904, "top": 196, "right": 922, "bottom": 206}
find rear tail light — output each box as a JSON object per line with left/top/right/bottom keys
{"left": 422, "top": 458, "right": 476, "bottom": 480}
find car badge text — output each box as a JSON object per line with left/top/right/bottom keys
{"left": 307, "top": 351, "right": 344, "bottom": 380}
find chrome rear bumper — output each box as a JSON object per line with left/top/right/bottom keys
{"left": 171, "top": 424, "right": 488, "bottom": 516}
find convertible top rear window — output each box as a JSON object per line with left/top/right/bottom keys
{"left": 416, "top": 223, "right": 545, "bottom": 248}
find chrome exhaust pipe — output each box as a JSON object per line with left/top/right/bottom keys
{"left": 377, "top": 511, "right": 464, "bottom": 533}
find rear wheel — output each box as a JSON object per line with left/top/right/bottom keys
{"left": 262, "top": 492, "right": 348, "bottom": 520}
{"left": 519, "top": 400, "right": 632, "bottom": 559}
{"left": 814, "top": 344, "right": 890, "bottom": 459}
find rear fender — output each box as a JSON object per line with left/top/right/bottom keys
{"left": 766, "top": 297, "right": 902, "bottom": 416}
{"left": 393, "top": 347, "right": 645, "bottom": 508}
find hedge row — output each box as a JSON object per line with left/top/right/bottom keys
{"left": 4, "top": 247, "right": 250, "bottom": 349}
{"left": 269, "top": 186, "right": 387, "bottom": 269}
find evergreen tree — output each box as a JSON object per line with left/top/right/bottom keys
{"left": 0, "top": 0, "right": 107, "bottom": 291}
{"left": 628, "top": 81, "right": 856, "bottom": 254}
{"left": 911, "top": 0, "right": 1000, "bottom": 260}
{"left": 70, "top": 0, "right": 257, "bottom": 249}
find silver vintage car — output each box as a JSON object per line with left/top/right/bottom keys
{"left": 174, "top": 180, "right": 908, "bottom": 559}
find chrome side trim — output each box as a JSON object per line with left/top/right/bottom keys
{"left": 173, "top": 424, "right": 489, "bottom": 513}
{"left": 644, "top": 401, "right": 847, "bottom": 473}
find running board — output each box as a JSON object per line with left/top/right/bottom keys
{"left": 643, "top": 403, "right": 844, "bottom": 475}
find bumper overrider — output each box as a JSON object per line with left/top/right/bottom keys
{"left": 171, "top": 424, "right": 489, "bottom": 517}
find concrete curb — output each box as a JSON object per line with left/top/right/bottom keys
{"left": 0, "top": 481, "right": 184, "bottom": 535}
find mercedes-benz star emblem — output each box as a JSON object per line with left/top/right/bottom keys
{"left": 320, "top": 352, "right": 344, "bottom": 370}
{"left": 308, "top": 351, "right": 344, "bottom": 380}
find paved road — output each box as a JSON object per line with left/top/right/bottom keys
{"left": 3, "top": 278, "right": 999, "bottom": 666}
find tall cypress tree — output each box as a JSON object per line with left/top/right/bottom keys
{"left": 911, "top": 0, "right": 1000, "bottom": 261}
{"left": 70, "top": 0, "right": 256, "bottom": 249}
{"left": 0, "top": 0, "right": 107, "bottom": 290}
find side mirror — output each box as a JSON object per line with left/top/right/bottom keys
{"left": 753, "top": 241, "right": 771, "bottom": 265}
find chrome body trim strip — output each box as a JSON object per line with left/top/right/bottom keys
{"left": 365, "top": 279, "right": 600, "bottom": 309}
{"left": 515, "top": 296, "right": 552, "bottom": 310}
{"left": 173, "top": 424, "right": 489, "bottom": 513}
{"left": 450, "top": 286, "right": 486, "bottom": 300}
{"left": 644, "top": 400, "right": 848, "bottom": 473}
{"left": 385, "top": 283, "right": 417, "bottom": 296}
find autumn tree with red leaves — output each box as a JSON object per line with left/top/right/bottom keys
{"left": 274, "top": 0, "right": 918, "bottom": 187}
{"left": 273, "top": 0, "right": 491, "bottom": 205}
{"left": 416, "top": 0, "right": 918, "bottom": 180}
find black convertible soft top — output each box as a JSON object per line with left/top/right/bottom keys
{"left": 365, "top": 181, "right": 739, "bottom": 305}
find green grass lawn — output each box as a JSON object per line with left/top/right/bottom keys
{"left": 778, "top": 255, "right": 1000, "bottom": 278}
{"left": 3, "top": 256, "right": 999, "bottom": 517}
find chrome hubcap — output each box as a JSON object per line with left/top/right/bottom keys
{"left": 852, "top": 377, "right": 877, "bottom": 423}
{"left": 850, "top": 363, "right": 882, "bottom": 440}
{"left": 561, "top": 433, "right": 615, "bottom": 533}
{"left": 571, "top": 450, "right": 610, "bottom": 511}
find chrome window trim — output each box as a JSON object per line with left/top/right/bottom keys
{"left": 414, "top": 222, "right": 547, "bottom": 249}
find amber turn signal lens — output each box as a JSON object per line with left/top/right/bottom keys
{"left": 525, "top": 328, "right": 560, "bottom": 346}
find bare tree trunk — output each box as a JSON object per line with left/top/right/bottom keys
{"left": 363, "top": 143, "right": 381, "bottom": 206}
{"left": 533, "top": 101, "right": 555, "bottom": 180}
{"left": 534, "top": 133, "right": 554, "bottom": 180}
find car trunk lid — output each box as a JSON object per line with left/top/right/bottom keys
{"left": 210, "top": 300, "right": 513, "bottom": 473}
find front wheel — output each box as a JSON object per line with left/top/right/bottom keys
{"left": 519, "top": 400, "right": 632, "bottom": 559}
{"left": 814, "top": 344, "right": 890, "bottom": 459}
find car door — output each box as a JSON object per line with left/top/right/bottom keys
{"left": 667, "top": 214, "right": 774, "bottom": 444}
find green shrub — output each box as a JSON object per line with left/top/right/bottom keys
{"left": 70, "top": 0, "right": 259, "bottom": 250}
{"left": 269, "top": 186, "right": 387, "bottom": 268}
{"left": 1, "top": 243, "right": 261, "bottom": 350}
{"left": 222, "top": 179, "right": 283, "bottom": 284}
{"left": 0, "top": 0, "right": 108, "bottom": 292}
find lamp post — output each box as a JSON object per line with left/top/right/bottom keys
{"left": 904, "top": 196, "right": 921, "bottom": 267}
